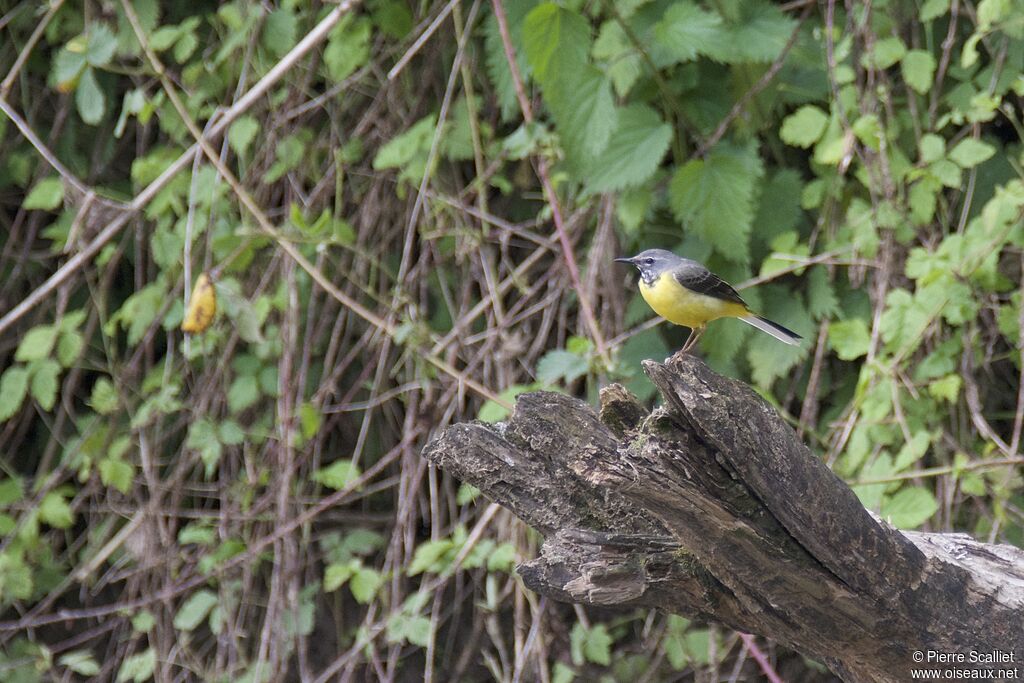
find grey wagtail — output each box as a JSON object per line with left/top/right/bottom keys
{"left": 615, "top": 249, "right": 802, "bottom": 352}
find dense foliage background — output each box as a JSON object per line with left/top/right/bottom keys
{"left": 1, "top": 0, "right": 1023, "bottom": 680}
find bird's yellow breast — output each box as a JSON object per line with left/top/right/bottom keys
{"left": 639, "top": 273, "right": 747, "bottom": 328}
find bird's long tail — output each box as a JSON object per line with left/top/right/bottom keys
{"left": 739, "top": 315, "right": 802, "bottom": 346}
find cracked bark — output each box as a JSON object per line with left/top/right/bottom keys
{"left": 422, "top": 355, "right": 1024, "bottom": 682}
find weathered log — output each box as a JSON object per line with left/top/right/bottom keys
{"left": 422, "top": 355, "right": 1024, "bottom": 681}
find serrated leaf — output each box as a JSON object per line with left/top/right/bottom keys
{"left": 0, "top": 367, "right": 29, "bottom": 422}
{"left": 86, "top": 24, "right": 117, "bottom": 66}
{"left": 173, "top": 590, "right": 218, "bottom": 631}
{"left": 536, "top": 350, "right": 589, "bottom": 385}
{"left": 902, "top": 50, "right": 936, "bottom": 94}
{"left": 669, "top": 142, "right": 764, "bottom": 263}
{"left": 881, "top": 486, "right": 938, "bottom": 529}
{"left": 780, "top": 105, "right": 829, "bottom": 148}
{"left": 546, "top": 66, "right": 617, "bottom": 165}
{"left": 653, "top": 2, "right": 724, "bottom": 62}
{"left": 806, "top": 267, "right": 839, "bottom": 319}
{"left": 99, "top": 457, "right": 134, "bottom": 494}
{"left": 324, "top": 561, "right": 355, "bottom": 591}
{"left": 478, "top": 384, "right": 532, "bottom": 422}
{"left": 262, "top": 9, "right": 297, "bottom": 58}
{"left": 716, "top": 1, "right": 797, "bottom": 63}
{"left": 324, "top": 16, "right": 371, "bottom": 81}
{"left": 228, "top": 115, "right": 259, "bottom": 156}
{"left": 865, "top": 36, "right": 906, "bottom": 69}
{"left": 314, "top": 459, "right": 361, "bottom": 490}
{"left": 89, "top": 378, "right": 119, "bottom": 414}
{"left": 30, "top": 359, "right": 60, "bottom": 411}
{"left": 350, "top": 567, "right": 382, "bottom": 604}
{"left": 16, "top": 324, "right": 58, "bottom": 361}
{"left": 76, "top": 67, "right": 105, "bottom": 125}
{"left": 487, "top": 543, "right": 517, "bottom": 571}
{"left": 948, "top": 138, "right": 995, "bottom": 168}
{"left": 116, "top": 648, "right": 155, "bottom": 683}
{"left": 585, "top": 104, "right": 672, "bottom": 192}
{"left": 23, "top": 177, "right": 64, "bottom": 211}
{"left": 60, "top": 650, "right": 101, "bottom": 676}
{"left": 522, "top": 3, "right": 590, "bottom": 81}
{"left": 39, "top": 491, "right": 74, "bottom": 528}
{"left": 829, "top": 319, "right": 871, "bottom": 360}
{"left": 227, "top": 375, "right": 259, "bottom": 413}
{"left": 56, "top": 330, "right": 84, "bottom": 367}
{"left": 408, "top": 538, "right": 454, "bottom": 575}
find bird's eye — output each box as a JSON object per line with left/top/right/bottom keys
{"left": 644, "top": 258, "right": 654, "bottom": 266}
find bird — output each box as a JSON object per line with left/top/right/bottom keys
{"left": 615, "top": 248, "right": 802, "bottom": 353}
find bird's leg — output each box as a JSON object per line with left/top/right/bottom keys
{"left": 676, "top": 326, "right": 704, "bottom": 356}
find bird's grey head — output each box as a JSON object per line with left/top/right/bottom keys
{"left": 614, "top": 249, "right": 682, "bottom": 285}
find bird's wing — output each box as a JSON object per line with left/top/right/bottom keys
{"left": 673, "top": 264, "right": 747, "bottom": 307}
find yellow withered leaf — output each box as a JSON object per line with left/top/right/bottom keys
{"left": 181, "top": 273, "right": 217, "bottom": 333}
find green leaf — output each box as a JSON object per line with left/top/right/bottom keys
{"left": 408, "top": 538, "right": 455, "bottom": 575}
{"left": 53, "top": 47, "right": 87, "bottom": 87}
{"left": 89, "top": 378, "right": 119, "bottom": 414}
{"left": 173, "top": 590, "right": 218, "bottom": 631}
{"left": 29, "top": 359, "right": 60, "bottom": 411}
{"left": 56, "top": 330, "right": 84, "bottom": 367}
{"left": 553, "top": 662, "right": 576, "bottom": 683}
{"left": 593, "top": 20, "right": 642, "bottom": 96}
{"left": 0, "top": 367, "right": 29, "bottom": 422}
{"left": 487, "top": 543, "right": 517, "bottom": 572}
{"left": 324, "top": 561, "right": 355, "bottom": 591}
{"left": 99, "top": 457, "right": 134, "bottom": 494}
{"left": 23, "top": 177, "right": 64, "bottom": 210}
{"left": 948, "top": 138, "right": 995, "bottom": 168}
{"left": 585, "top": 104, "right": 672, "bottom": 192}
{"left": 85, "top": 24, "right": 118, "bottom": 66}
{"left": 314, "top": 459, "right": 361, "bottom": 490}
{"left": 227, "top": 375, "right": 260, "bottom": 413}
{"left": 669, "top": 142, "right": 764, "bottom": 263}
{"left": 261, "top": 8, "right": 298, "bottom": 58}
{"left": 117, "top": 648, "right": 156, "bottom": 683}
{"left": 228, "top": 115, "right": 260, "bottom": 156}
{"left": 537, "top": 350, "right": 589, "bottom": 385}
{"left": 478, "top": 384, "right": 533, "bottom": 422}
{"left": 39, "top": 491, "right": 74, "bottom": 528}
{"left": 829, "top": 319, "right": 871, "bottom": 360}
{"left": 920, "top": 133, "right": 945, "bottom": 163}
{"left": 76, "top": 67, "right": 105, "bottom": 125}
{"left": 928, "top": 374, "right": 962, "bottom": 403}
{"left": 324, "top": 16, "right": 371, "bottom": 81}
{"left": 59, "top": 650, "right": 101, "bottom": 676}
{"left": 546, "top": 66, "right": 617, "bottom": 165}
{"left": 350, "top": 566, "right": 382, "bottom": 604}
{"left": 881, "top": 486, "right": 938, "bottom": 529}
{"left": 132, "top": 610, "right": 156, "bottom": 633}
{"left": 717, "top": 1, "right": 797, "bottom": 63}
{"left": 653, "top": 2, "right": 724, "bottom": 63}
{"left": 865, "top": 36, "right": 906, "bottom": 69}
{"left": 372, "top": 114, "right": 436, "bottom": 182}
{"left": 16, "top": 324, "right": 58, "bottom": 361}
{"left": 921, "top": 0, "right": 950, "bottom": 20}
{"left": 570, "top": 623, "right": 612, "bottom": 666}
{"left": 522, "top": 3, "right": 590, "bottom": 81}
{"left": 780, "top": 105, "right": 829, "bottom": 148}
{"left": 901, "top": 50, "right": 936, "bottom": 94}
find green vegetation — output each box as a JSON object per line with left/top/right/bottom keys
{"left": 0, "top": 0, "right": 1022, "bottom": 679}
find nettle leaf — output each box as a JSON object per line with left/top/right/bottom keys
{"left": 76, "top": 67, "right": 105, "bottom": 125}
{"left": 717, "top": 0, "right": 797, "bottom": 63}
{"left": 536, "top": 350, "right": 589, "bottom": 385}
{"left": 864, "top": 36, "right": 906, "bottom": 70}
{"left": 901, "top": 49, "right": 936, "bottom": 94}
{"left": 780, "top": 105, "right": 829, "bottom": 148}
{"left": 23, "top": 177, "right": 65, "bottom": 211}
{"left": 546, "top": 65, "right": 617, "bottom": 164}
{"left": 653, "top": 1, "right": 724, "bottom": 62}
{"left": 0, "top": 367, "right": 29, "bottom": 421}
{"left": 948, "top": 138, "right": 995, "bottom": 168}
{"left": 829, "top": 319, "right": 871, "bottom": 360}
{"left": 881, "top": 486, "right": 938, "bottom": 529}
{"left": 228, "top": 115, "right": 260, "bottom": 156}
{"left": 324, "top": 15, "right": 371, "bottom": 81}
{"left": 29, "top": 359, "right": 60, "bottom": 411}
{"left": 593, "top": 20, "right": 642, "bottom": 96}
{"left": 262, "top": 8, "right": 298, "bottom": 58}
{"left": 669, "top": 142, "right": 764, "bottom": 263}
{"left": 484, "top": 0, "right": 538, "bottom": 120}
{"left": 522, "top": 3, "right": 590, "bottom": 82}
{"left": 585, "top": 104, "right": 672, "bottom": 192}
{"left": 173, "top": 589, "right": 218, "bottom": 631}
{"left": 16, "top": 324, "right": 58, "bottom": 361}
{"left": 314, "top": 459, "right": 362, "bottom": 490}
{"left": 372, "top": 114, "right": 437, "bottom": 182}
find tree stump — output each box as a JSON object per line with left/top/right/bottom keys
{"left": 422, "top": 355, "right": 1024, "bottom": 682}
